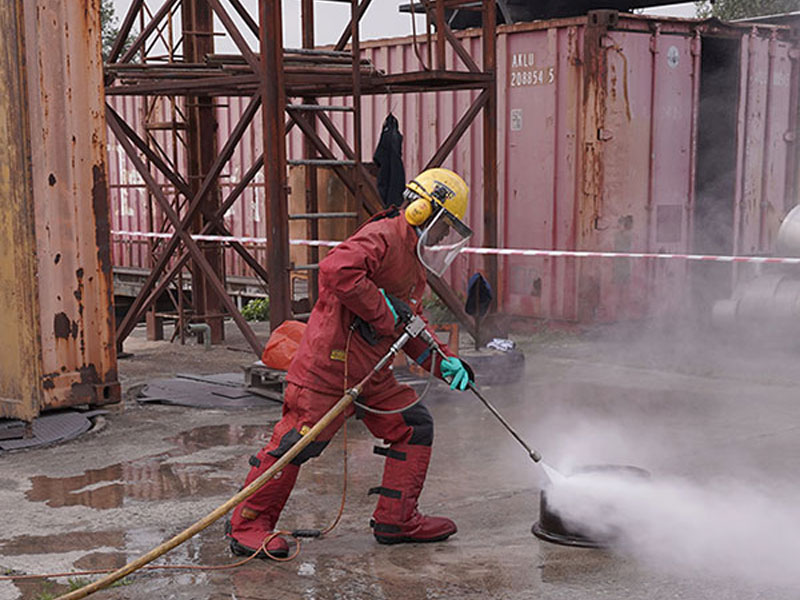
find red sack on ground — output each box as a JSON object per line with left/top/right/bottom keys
{"left": 261, "top": 320, "right": 307, "bottom": 370}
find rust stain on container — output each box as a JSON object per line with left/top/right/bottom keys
{"left": 53, "top": 312, "right": 75, "bottom": 339}
{"left": 92, "top": 163, "right": 113, "bottom": 276}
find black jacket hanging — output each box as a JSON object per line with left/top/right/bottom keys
{"left": 373, "top": 113, "right": 406, "bottom": 208}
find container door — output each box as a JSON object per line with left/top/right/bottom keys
{"left": 0, "top": 2, "right": 43, "bottom": 421}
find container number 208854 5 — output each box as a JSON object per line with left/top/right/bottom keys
{"left": 510, "top": 67, "right": 555, "bottom": 87}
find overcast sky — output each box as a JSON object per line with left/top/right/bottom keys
{"left": 112, "top": 1, "right": 698, "bottom": 51}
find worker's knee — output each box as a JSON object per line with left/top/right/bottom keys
{"left": 268, "top": 428, "right": 329, "bottom": 465}
{"left": 402, "top": 404, "right": 433, "bottom": 446}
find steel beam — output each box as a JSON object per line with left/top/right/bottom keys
{"left": 302, "top": 0, "right": 320, "bottom": 303}
{"left": 260, "top": 1, "right": 292, "bottom": 329}
{"left": 425, "top": 88, "right": 488, "bottom": 170}
{"left": 184, "top": 0, "right": 225, "bottom": 343}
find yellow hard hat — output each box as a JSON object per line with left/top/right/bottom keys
{"left": 403, "top": 168, "right": 469, "bottom": 226}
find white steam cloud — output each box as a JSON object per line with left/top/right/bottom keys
{"left": 546, "top": 470, "right": 800, "bottom": 591}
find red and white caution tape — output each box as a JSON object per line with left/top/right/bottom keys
{"left": 111, "top": 230, "right": 800, "bottom": 264}
{"left": 459, "top": 247, "right": 800, "bottom": 264}
{"left": 112, "top": 230, "right": 340, "bottom": 248}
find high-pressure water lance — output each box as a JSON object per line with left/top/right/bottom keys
{"left": 413, "top": 323, "right": 562, "bottom": 482}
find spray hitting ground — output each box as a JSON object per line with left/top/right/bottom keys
{"left": 547, "top": 470, "right": 800, "bottom": 590}
{"left": 519, "top": 321, "right": 800, "bottom": 596}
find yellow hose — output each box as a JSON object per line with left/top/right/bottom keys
{"left": 55, "top": 387, "right": 360, "bottom": 600}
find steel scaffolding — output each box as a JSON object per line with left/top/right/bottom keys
{"left": 106, "top": 0, "right": 498, "bottom": 355}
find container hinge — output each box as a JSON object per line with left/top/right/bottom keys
{"left": 789, "top": 49, "right": 800, "bottom": 61}
{"left": 649, "top": 24, "right": 661, "bottom": 54}
{"left": 690, "top": 35, "right": 701, "bottom": 57}
{"left": 784, "top": 131, "right": 797, "bottom": 143}
{"left": 598, "top": 128, "right": 614, "bottom": 141}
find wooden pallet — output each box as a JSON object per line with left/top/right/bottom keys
{"left": 242, "top": 363, "right": 288, "bottom": 403}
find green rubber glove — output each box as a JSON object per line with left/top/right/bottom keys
{"left": 440, "top": 356, "right": 471, "bottom": 391}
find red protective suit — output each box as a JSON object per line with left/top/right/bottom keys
{"left": 227, "top": 209, "right": 459, "bottom": 557}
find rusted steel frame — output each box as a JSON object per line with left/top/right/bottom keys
{"left": 334, "top": 0, "right": 373, "bottom": 52}
{"left": 419, "top": 0, "right": 480, "bottom": 73}
{"left": 380, "top": 71, "right": 492, "bottom": 84}
{"left": 107, "top": 107, "right": 263, "bottom": 355}
{"left": 108, "top": 103, "right": 271, "bottom": 287}
{"left": 120, "top": 0, "right": 181, "bottom": 64}
{"left": 110, "top": 95, "right": 262, "bottom": 343}
{"left": 351, "top": 0, "right": 364, "bottom": 215}
{"left": 227, "top": 0, "right": 259, "bottom": 37}
{"left": 207, "top": 0, "right": 260, "bottom": 72}
{"left": 424, "top": 88, "right": 488, "bottom": 170}
{"left": 145, "top": 128, "right": 182, "bottom": 177}
{"left": 295, "top": 103, "right": 383, "bottom": 212}
{"left": 311, "top": 109, "right": 384, "bottom": 213}
{"left": 106, "top": 74, "right": 261, "bottom": 96}
{"left": 482, "top": 0, "right": 498, "bottom": 315}
{"left": 435, "top": 0, "right": 446, "bottom": 69}
{"left": 260, "top": 0, "right": 292, "bottom": 328}
{"left": 287, "top": 108, "right": 360, "bottom": 197}
{"left": 106, "top": 69, "right": 489, "bottom": 98}
{"left": 301, "top": 0, "right": 320, "bottom": 302}
{"left": 184, "top": 0, "right": 229, "bottom": 343}
{"left": 120, "top": 152, "right": 271, "bottom": 340}
{"left": 144, "top": 2, "right": 178, "bottom": 61}
{"left": 107, "top": 0, "right": 145, "bottom": 65}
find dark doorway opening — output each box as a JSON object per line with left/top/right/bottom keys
{"left": 692, "top": 36, "right": 741, "bottom": 316}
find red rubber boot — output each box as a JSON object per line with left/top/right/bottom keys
{"left": 226, "top": 450, "right": 299, "bottom": 559}
{"left": 370, "top": 443, "right": 457, "bottom": 544}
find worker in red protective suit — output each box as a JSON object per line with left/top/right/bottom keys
{"left": 227, "top": 168, "right": 475, "bottom": 559}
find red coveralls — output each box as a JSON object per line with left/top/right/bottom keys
{"left": 228, "top": 209, "right": 457, "bottom": 555}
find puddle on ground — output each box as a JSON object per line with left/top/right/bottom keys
{"left": 0, "top": 530, "right": 126, "bottom": 557}
{"left": 167, "top": 423, "right": 266, "bottom": 452}
{"left": 26, "top": 424, "right": 267, "bottom": 509}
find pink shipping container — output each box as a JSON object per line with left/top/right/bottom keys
{"left": 109, "top": 11, "right": 800, "bottom": 324}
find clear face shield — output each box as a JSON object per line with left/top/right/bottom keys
{"left": 416, "top": 207, "right": 473, "bottom": 277}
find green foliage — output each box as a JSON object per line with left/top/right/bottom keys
{"left": 241, "top": 297, "right": 271, "bottom": 322}
{"left": 421, "top": 293, "right": 456, "bottom": 324}
{"left": 34, "top": 582, "right": 56, "bottom": 600}
{"left": 695, "top": 0, "right": 799, "bottom": 20}
{"left": 67, "top": 577, "right": 91, "bottom": 591}
{"left": 100, "top": 0, "right": 136, "bottom": 61}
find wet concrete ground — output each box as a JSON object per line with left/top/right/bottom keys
{"left": 2, "top": 321, "right": 800, "bottom": 599}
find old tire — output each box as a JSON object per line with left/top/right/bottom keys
{"left": 458, "top": 346, "right": 525, "bottom": 386}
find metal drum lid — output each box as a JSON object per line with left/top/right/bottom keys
{"left": 532, "top": 464, "right": 650, "bottom": 549}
